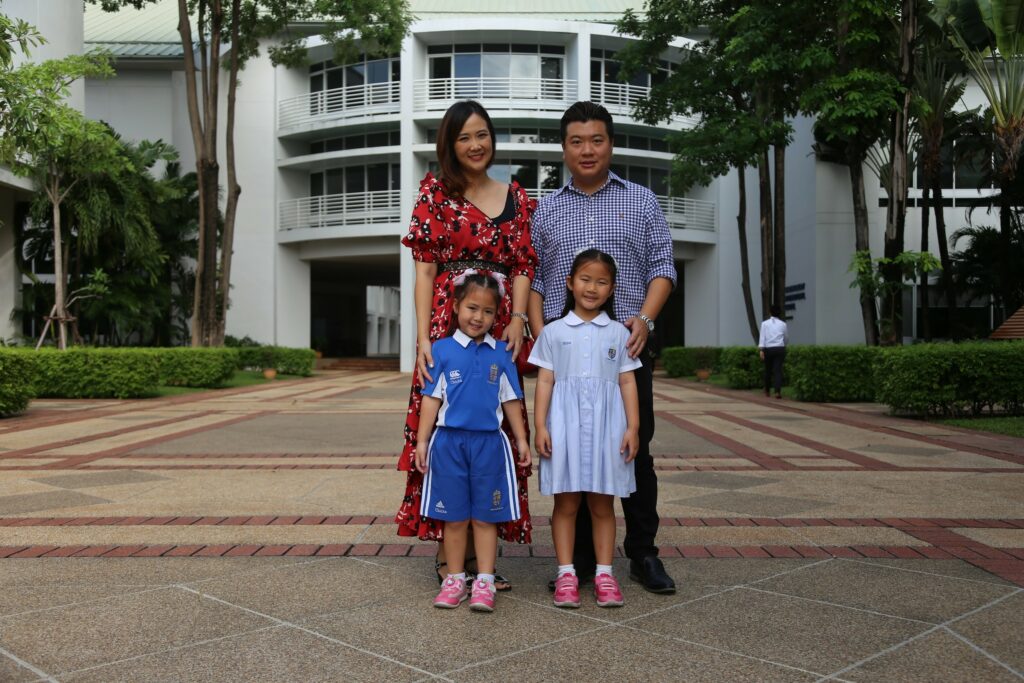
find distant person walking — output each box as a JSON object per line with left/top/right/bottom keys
{"left": 758, "top": 305, "right": 788, "bottom": 399}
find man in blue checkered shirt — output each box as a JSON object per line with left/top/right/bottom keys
{"left": 528, "top": 101, "right": 677, "bottom": 594}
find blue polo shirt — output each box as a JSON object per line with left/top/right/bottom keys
{"left": 423, "top": 330, "right": 523, "bottom": 431}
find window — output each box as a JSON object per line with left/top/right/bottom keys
{"left": 308, "top": 130, "right": 400, "bottom": 155}
{"left": 425, "top": 43, "right": 566, "bottom": 100}
{"left": 610, "top": 164, "right": 673, "bottom": 195}
{"left": 310, "top": 164, "right": 401, "bottom": 197}
{"left": 591, "top": 48, "right": 674, "bottom": 93}
{"left": 308, "top": 54, "right": 399, "bottom": 112}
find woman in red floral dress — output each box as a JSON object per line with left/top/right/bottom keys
{"left": 397, "top": 101, "right": 536, "bottom": 586}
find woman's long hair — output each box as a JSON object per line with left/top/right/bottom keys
{"left": 447, "top": 273, "right": 503, "bottom": 336}
{"left": 436, "top": 100, "right": 495, "bottom": 199}
{"left": 561, "top": 249, "right": 617, "bottom": 319}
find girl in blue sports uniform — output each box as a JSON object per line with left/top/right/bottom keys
{"left": 416, "top": 272, "right": 532, "bottom": 612}
{"left": 529, "top": 249, "right": 641, "bottom": 608}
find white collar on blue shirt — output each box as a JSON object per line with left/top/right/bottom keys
{"left": 564, "top": 311, "right": 612, "bottom": 327}
{"left": 453, "top": 329, "right": 497, "bottom": 348}
{"left": 551, "top": 170, "right": 627, "bottom": 199}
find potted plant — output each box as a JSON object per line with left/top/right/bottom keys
{"left": 259, "top": 347, "right": 277, "bottom": 380}
{"left": 312, "top": 336, "right": 328, "bottom": 360}
{"left": 692, "top": 347, "right": 717, "bottom": 382}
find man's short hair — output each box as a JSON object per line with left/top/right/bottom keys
{"left": 560, "top": 101, "right": 615, "bottom": 143}
{"left": 770, "top": 305, "right": 783, "bottom": 318}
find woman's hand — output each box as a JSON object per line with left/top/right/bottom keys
{"left": 501, "top": 316, "right": 526, "bottom": 359}
{"left": 416, "top": 336, "right": 435, "bottom": 386}
{"left": 620, "top": 427, "right": 639, "bottom": 463}
{"left": 535, "top": 425, "right": 552, "bottom": 458}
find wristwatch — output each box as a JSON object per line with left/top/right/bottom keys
{"left": 638, "top": 314, "right": 655, "bottom": 333}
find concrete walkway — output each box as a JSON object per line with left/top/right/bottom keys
{"left": 0, "top": 371, "right": 1021, "bottom": 681}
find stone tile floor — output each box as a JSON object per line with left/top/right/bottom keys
{"left": 0, "top": 370, "right": 1022, "bottom": 681}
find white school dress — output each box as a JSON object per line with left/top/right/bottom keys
{"left": 528, "top": 311, "right": 642, "bottom": 497}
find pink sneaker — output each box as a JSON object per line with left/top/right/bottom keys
{"left": 433, "top": 576, "right": 468, "bottom": 609}
{"left": 553, "top": 573, "right": 581, "bottom": 608}
{"left": 594, "top": 574, "right": 624, "bottom": 607}
{"left": 468, "top": 579, "right": 496, "bottom": 612}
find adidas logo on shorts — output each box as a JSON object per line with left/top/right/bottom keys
{"left": 434, "top": 500, "right": 446, "bottom": 513}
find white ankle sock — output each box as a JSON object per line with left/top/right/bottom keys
{"left": 448, "top": 572, "right": 466, "bottom": 582}
{"left": 476, "top": 573, "right": 495, "bottom": 585}
{"left": 596, "top": 564, "right": 613, "bottom": 577}
{"left": 557, "top": 564, "right": 576, "bottom": 578}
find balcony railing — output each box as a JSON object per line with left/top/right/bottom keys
{"left": 414, "top": 78, "right": 577, "bottom": 112}
{"left": 278, "top": 82, "right": 401, "bottom": 129}
{"left": 279, "top": 190, "right": 402, "bottom": 232}
{"left": 591, "top": 82, "right": 698, "bottom": 127}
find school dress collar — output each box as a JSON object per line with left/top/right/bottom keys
{"left": 564, "top": 311, "right": 611, "bottom": 327}
{"left": 453, "top": 330, "right": 497, "bottom": 348}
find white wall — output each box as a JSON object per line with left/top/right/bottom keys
{"left": 6, "top": 0, "right": 85, "bottom": 107}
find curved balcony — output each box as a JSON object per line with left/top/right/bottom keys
{"left": 279, "top": 190, "right": 402, "bottom": 232}
{"left": 591, "top": 82, "right": 698, "bottom": 128}
{"left": 278, "top": 82, "right": 401, "bottom": 130}
{"left": 414, "top": 78, "right": 577, "bottom": 113}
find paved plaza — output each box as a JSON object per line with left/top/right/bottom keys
{"left": 0, "top": 370, "right": 1022, "bottom": 681}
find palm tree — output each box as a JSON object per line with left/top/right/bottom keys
{"left": 950, "top": 222, "right": 1024, "bottom": 325}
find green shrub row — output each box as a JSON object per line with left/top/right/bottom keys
{"left": 0, "top": 349, "right": 36, "bottom": 416}
{"left": 663, "top": 341, "right": 1024, "bottom": 415}
{"left": 875, "top": 342, "right": 1024, "bottom": 416}
{"left": 662, "top": 346, "right": 722, "bottom": 378}
{"left": 33, "top": 348, "right": 162, "bottom": 399}
{"left": 159, "top": 348, "right": 239, "bottom": 388}
{"left": 234, "top": 346, "right": 316, "bottom": 376}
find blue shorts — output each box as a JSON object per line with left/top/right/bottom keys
{"left": 420, "top": 427, "right": 520, "bottom": 524}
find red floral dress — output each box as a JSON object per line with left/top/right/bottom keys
{"left": 396, "top": 172, "right": 537, "bottom": 542}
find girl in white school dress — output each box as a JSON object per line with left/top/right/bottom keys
{"left": 528, "top": 249, "right": 641, "bottom": 608}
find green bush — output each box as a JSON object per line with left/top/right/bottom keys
{"left": 0, "top": 349, "right": 36, "bottom": 416}
{"left": 719, "top": 346, "right": 765, "bottom": 389}
{"left": 787, "top": 345, "right": 883, "bottom": 403}
{"left": 33, "top": 348, "right": 161, "bottom": 399}
{"left": 159, "top": 348, "right": 239, "bottom": 388}
{"left": 875, "top": 341, "right": 1024, "bottom": 416}
{"left": 234, "top": 345, "right": 315, "bottom": 376}
{"left": 662, "top": 346, "right": 722, "bottom": 378}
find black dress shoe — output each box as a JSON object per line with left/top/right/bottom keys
{"left": 629, "top": 556, "right": 676, "bottom": 594}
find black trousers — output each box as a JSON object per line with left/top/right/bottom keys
{"left": 572, "top": 351, "right": 659, "bottom": 569}
{"left": 763, "top": 346, "right": 786, "bottom": 395}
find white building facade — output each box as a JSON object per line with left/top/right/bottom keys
{"left": 0, "top": 1, "right": 1001, "bottom": 363}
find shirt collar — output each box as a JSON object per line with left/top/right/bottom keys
{"left": 564, "top": 311, "right": 611, "bottom": 327}
{"left": 552, "top": 170, "right": 626, "bottom": 199}
{"left": 453, "top": 329, "right": 497, "bottom": 348}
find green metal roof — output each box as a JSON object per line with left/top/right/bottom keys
{"left": 85, "top": 0, "right": 646, "bottom": 58}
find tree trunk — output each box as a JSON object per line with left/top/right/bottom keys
{"left": 215, "top": 0, "right": 242, "bottom": 346}
{"left": 881, "top": 0, "right": 917, "bottom": 346}
{"left": 50, "top": 183, "right": 67, "bottom": 350}
{"left": 919, "top": 184, "right": 931, "bottom": 341}
{"left": 932, "top": 180, "right": 957, "bottom": 337}
{"left": 195, "top": 162, "right": 220, "bottom": 346}
{"left": 736, "top": 164, "right": 758, "bottom": 341}
{"left": 772, "top": 145, "right": 786, "bottom": 314}
{"left": 758, "top": 149, "right": 773, "bottom": 319}
{"left": 848, "top": 156, "right": 879, "bottom": 345}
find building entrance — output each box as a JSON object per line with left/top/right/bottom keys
{"left": 310, "top": 257, "right": 399, "bottom": 358}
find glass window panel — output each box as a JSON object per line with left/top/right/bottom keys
{"left": 591, "top": 48, "right": 603, "bottom": 58}
{"left": 345, "top": 64, "right": 365, "bottom": 87}
{"left": 391, "top": 164, "right": 401, "bottom": 190}
{"left": 488, "top": 162, "right": 512, "bottom": 183}
{"left": 326, "top": 69, "right": 344, "bottom": 90}
{"left": 345, "top": 168, "right": 365, "bottom": 194}
{"left": 955, "top": 141, "right": 990, "bottom": 189}
{"left": 430, "top": 56, "right": 451, "bottom": 79}
{"left": 454, "top": 54, "right": 481, "bottom": 78}
{"left": 454, "top": 43, "right": 480, "bottom": 53}
{"left": 629, "top": 69, "right": 648, "bottom": 87}
{"left": 494, "top": 129, "right": 511, "bottom": 143}
{"left": 309, "top": 61, "right": 323, "bottom": 73}
{"left": 343, "top": 135, "right": 361, "bottom": 150}
{"left": 510, "top": 54, "right": 539, "bottom": 79}
{"left": 511, "top": 44, "right": 536, "bottom": 53}
{"left": 310, "top": 73, "right": 324, "bottom": 92}
{"left": 310, "top": 172, "right": 324, "bottom": 196}
{"left": 590, "top": 60, "right": 602, "bottom": 83}
{"left": 511, "top": 128, "right": 538, "bottom": 144}
{"left": 366, "top": 59, "right": 389, "bottom": 84}
{"left": 610, "top": 164, "right": 627, "bottom": 178}
{"left": 627, "top": 165, "right": 648, "bottom": 185}
{"left": 511, "top": 159, "right": 537, "bottom": 189}
{"left": 650, "top": 136, "right": 668, "bottom": 152}
{"left": 390, "top": 131, "right": 401, "bottom": 145}
{"left": 940, "top": 142, "right": 954, "bottom": 189}
{"left": 325, "top": 138, "right": 345, "bottom": 152}
{"left": 542, "top": 45, "right": 565, "bottom": 55}
{"left": 391, "top": 59, "right": 400, "bottom": 82}
{"left": 427, "top": 44, "right": 449, "bottom": 55}
{"left": 326, "top": 169, "right": 345, "bottom": 195}
{"left": 483, "top": 43, "right": 507, "bottom": 53}
{"left": 426, "top": 129, "right": 438, "bottom": 143}
{"left": 540, "top": 129, "right": 561, "bottom": 144}
{"left": 541, "top": 56, "right": 562, "bottom": 80}
{"left": 309, "top": 141, "right": 325, "bottom": 154}
{"left": 651, "top": 168, "right": 669, "bottom": 195}
{"left": 540, "top": 162, "right": 562, "bottom": 190}
{"left": 604, "top": 60, "right": 620, "bottom": 82}
{"left": 482, "top": 53, "right": 510, "bottom": 78}
{"left": 366, "top": 163, "right": 389, "bottom": 191}
{"left": 366, "top": 132, "right": 389, "bottom": 147}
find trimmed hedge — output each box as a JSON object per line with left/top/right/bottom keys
{"left": 875, "top": 341, "right": 1024, "bottom": 416}
{"left": 662, "top": 346, "right": 722, "bottom": 378}
{"left": 234, "top": 346, "right": 316, "bottom": 376}
{"left": 159, "top": 348, "right": 239, "bottom": 388}
{"left": 787, "top": 346, "right": 883, "bottom": 403}
{"left": 33, "top": 348, "right": 161, "bottom": 399}
{"left": 0, "top": 349, "right": 36, "bottom": 416}
{"left": 719, "top": 346, "right": 766, "bottom": 389}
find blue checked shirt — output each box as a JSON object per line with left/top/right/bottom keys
{"left": 531, "top": 171, "right": 677, "bottom": 322}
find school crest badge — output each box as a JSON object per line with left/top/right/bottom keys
{"left": 492, "top": 489, "right": 502, "bottom": 508}
{"left": 488, "top": 363, "right": 499, "bottom": 383}
{"left": 607, "top": 347, "right": 616, "bottom": 360}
